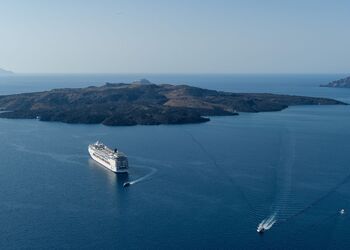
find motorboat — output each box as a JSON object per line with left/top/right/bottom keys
{"left": 257, "top": 224, "right": 265, "bottom": 233}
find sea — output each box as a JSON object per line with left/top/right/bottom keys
{"left": 0, "top": 74, "right": 350, "bottom": 249}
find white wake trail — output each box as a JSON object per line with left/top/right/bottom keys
{"left": 257, "top": 132, "right": 295, "bottom": 232}
{"left": 258, "top": 213, "right": 277, "bottom": 231}
{"left": 264, "top": 213, "right": 277, "bottom": 229}
{"left": 10, "top": 143, "right": 85, "bottom": 166}
{"left": 128, "top": 165, "right": 157, "bottom": 185}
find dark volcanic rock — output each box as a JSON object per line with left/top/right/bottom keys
{"left": 0, "top": 82, "right": 345, "bottom": 126}
{"left": 321, "top": 76, "right": 350, "bottom": 88}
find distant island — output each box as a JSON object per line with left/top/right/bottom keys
{"left": 321, "top": 76, "right": 350, "bottom": 88}
{"left": 0, "top": 68, "right": 14, "bottom": 75}
{"left": 0, "top": 79, "right": 345, "bottom": 126}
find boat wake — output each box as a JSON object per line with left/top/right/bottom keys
{"left": 283, "top": 173, "right": 350, "bottom": 222}
{"left": 258, "top": 131, "right": 295, "bottom": 231}
{"left": 125, "top": 165, "right": 157, "bottom": 186}
{"left": 184, "top": 130, "right": 258, "bottom": 217}
{"left": 10, "top": 143, "right": 85, "bottom": 166}
{"left": 258, "top": 213, "right": 277, "bottom": 232}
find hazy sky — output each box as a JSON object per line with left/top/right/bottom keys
{"left": 1, "top": 0, "right": 349, "bottom": 73}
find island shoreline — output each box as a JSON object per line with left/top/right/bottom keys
{"left": 0, "top": 80, "right": 346, "bottom": 126}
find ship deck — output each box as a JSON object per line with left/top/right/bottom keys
{"left": 89, "top": 144, "right": 126, "bottom": 160}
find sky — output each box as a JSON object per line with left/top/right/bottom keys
{"left": 0, "top": 0, "right": 349, "bottom": 74}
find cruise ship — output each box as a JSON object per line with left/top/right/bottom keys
{"left": 88, "top": 141, "right": 128, "bottom": 173}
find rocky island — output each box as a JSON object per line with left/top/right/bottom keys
{"left": 0, "top": 68, "right": 14, "bottom": 75}
{"left": 321, "top": 76, "right": 350, "bottom": 88}
{"left": 0, "top": 80, "right": 345, "bottom": 126}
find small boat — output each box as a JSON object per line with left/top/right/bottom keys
{"left": 257, "top": 225, "right": 265, "bottom": 233}
{"left": 340, "top": 209, "right": 345, "bottom": 215}
{"left": 123, "top": 182, "right": 131, "bottom": 187}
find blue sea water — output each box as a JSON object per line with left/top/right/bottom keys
{"left": 0, "top": 74, "right": 350, "bottom": 249}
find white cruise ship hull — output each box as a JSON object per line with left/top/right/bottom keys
{"left": 88, "top": 146, "right": 128, "bottom": 173}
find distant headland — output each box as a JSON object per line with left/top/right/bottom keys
{"left": 0, "top": 68, "right": 14, "bottom": 75}
{"left": 321, "top": 76, "right": 350, "bottom": 88}
{"left": 0, "top": 79, "right": 345, "bottom": 126}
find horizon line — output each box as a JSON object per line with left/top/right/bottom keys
{"left": 2, "top": 72, "right": 349, "bottom": 75}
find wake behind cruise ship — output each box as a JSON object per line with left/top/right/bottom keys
{"left": 88, "top": 141, "right": 128, "bottom": 173}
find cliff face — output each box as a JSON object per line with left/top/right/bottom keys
{"left": 0, "top": 81, "right": 345, "bottom": 126}
{"left": 321, "top": 76, "right": 350, "bottom": 88}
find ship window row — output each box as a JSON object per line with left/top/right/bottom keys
{"left": 93, "top": 153, "right": 110, "bottom": 164}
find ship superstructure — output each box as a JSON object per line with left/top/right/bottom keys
{"left": 88, "top": 141, "right": 128, "bottom": 173}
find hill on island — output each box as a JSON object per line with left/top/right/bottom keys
{"left": 0, "top": 68, "right": 14, "bottom": 75}
{"left": 321, "top": 76, "right": 350, "bottom": 88}
{"left": 0, "top": 80, "right": 345, "bottom": 126}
